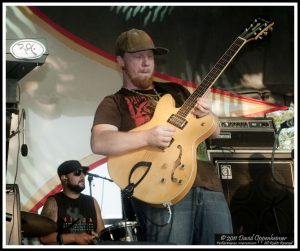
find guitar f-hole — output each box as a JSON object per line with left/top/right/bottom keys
{"left": 171, "top": 145, "right": 184, "bottom": 184}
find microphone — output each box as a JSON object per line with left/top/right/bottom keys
{"left": 86, "top": 173, "right": 113, "bottom": 182}
{"left": 280, "top": 118, "right": 294, "bottom": 129}
{"left": 21, "top": 109, "right": 28, "bottom": 157}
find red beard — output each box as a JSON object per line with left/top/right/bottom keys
{"left": 131, "top": 75, "right": 154, "bottom": 89}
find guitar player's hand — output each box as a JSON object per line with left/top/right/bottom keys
{"left": 192, "top": 97, "right": 212, "bottom": 118}
{"left": 146, "top": 125, "right": 175, "bottom": 148}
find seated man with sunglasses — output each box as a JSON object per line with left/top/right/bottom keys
{"left": 39, "top": 160, "right": 105, "bottom": 245}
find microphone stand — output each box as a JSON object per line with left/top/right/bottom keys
{"left": 86, "top": 173, "right": 113, "bottom": 182}
{"left": 88, "top": 175, "right": 93, "bottom": 197}
{"left": 87, "top": 173, "right": 113, "bottom": 197}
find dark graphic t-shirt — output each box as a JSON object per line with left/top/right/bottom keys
{"left": 123, "top": 94, "right": 156, "bottom": 127}
{"left": 92, "top": 82, "right": 222, "bottom": 191}
{"left": 53, "top": 192, "right": 97, "bottom": 235}
{"left": 92, "top": 82, "right": 189, "bottom": 131}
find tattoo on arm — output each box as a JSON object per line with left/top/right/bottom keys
{"left": 41, "top": 197, "right": 58, "bottom": 223}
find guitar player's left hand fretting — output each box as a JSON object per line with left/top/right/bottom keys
{"left": 192, "top": 97, "right": 212, "bottom": 118}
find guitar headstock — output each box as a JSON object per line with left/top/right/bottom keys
{"left": 240, "top": 18, "right": 274, "bottom": 42}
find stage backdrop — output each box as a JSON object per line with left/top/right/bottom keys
{"left": 5, "top": 4, "right": 293, "bottom": 219}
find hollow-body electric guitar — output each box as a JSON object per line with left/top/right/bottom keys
{"left": 108, "top": 18, "right": 274, "bottom": 206}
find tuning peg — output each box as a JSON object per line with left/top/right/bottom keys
{"left": 263, "top": 32, "right": 268, "bottom": 36}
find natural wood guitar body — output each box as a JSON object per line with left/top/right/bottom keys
{"left": 108, "top": 94, "right": 217, "bottom": 205}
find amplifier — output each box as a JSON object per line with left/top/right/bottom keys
{"left": 208, "top": 150, "right": 294, "bottom": 235}
{"left": 207, "top": 117, "right": 277, "bottom": 149}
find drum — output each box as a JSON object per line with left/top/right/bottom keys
{"left": 98, "top": 221, "right": 142, "bottom": 242}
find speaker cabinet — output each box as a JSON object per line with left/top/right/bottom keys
{"left": 208, "top": 150, "right": 294, "bottom": 235}
{"left": 6, "top": 184, "right": 22, "bottom": 245}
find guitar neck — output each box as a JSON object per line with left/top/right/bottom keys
{"left": 177, "top": 36, "right": 247, "bottom": 118}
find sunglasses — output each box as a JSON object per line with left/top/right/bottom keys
{"left": 73, "top": 168, "right": 88, "bottom": 176}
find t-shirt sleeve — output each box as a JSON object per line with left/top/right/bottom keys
{"left": 92, "top": 96, "right": 121, "bottom": 129}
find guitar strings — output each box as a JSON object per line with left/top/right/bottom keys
{"left": 178, "top": 38, "right": 245, "bottom": 117}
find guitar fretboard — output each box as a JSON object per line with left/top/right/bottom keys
{"left": 177, "top": 37, "right": 246, "bottom": 118}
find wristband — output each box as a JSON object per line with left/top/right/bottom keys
{"left": 56, "top": 233, "right": 64, "bottom": 245}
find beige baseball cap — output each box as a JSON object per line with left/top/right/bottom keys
{"left": 115, "top": 28, "right": 169, "bottom": 56}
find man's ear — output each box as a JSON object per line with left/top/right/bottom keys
{"left": 116, "top": 55, "right": 125, "bottom": 68}
{"left": 61, "top": 175, "right": 67, "bottom": 182}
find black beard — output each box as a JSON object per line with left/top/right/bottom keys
{"left": 67, "top": 183, "right": 85, "bottom": 193}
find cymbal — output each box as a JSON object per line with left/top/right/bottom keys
{"left": 21, "top": 211, "right": 57, "bottom": 237}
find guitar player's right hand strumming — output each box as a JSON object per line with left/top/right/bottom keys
{"left": 146, "top": 125, "right": 176, "bottom": 148}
